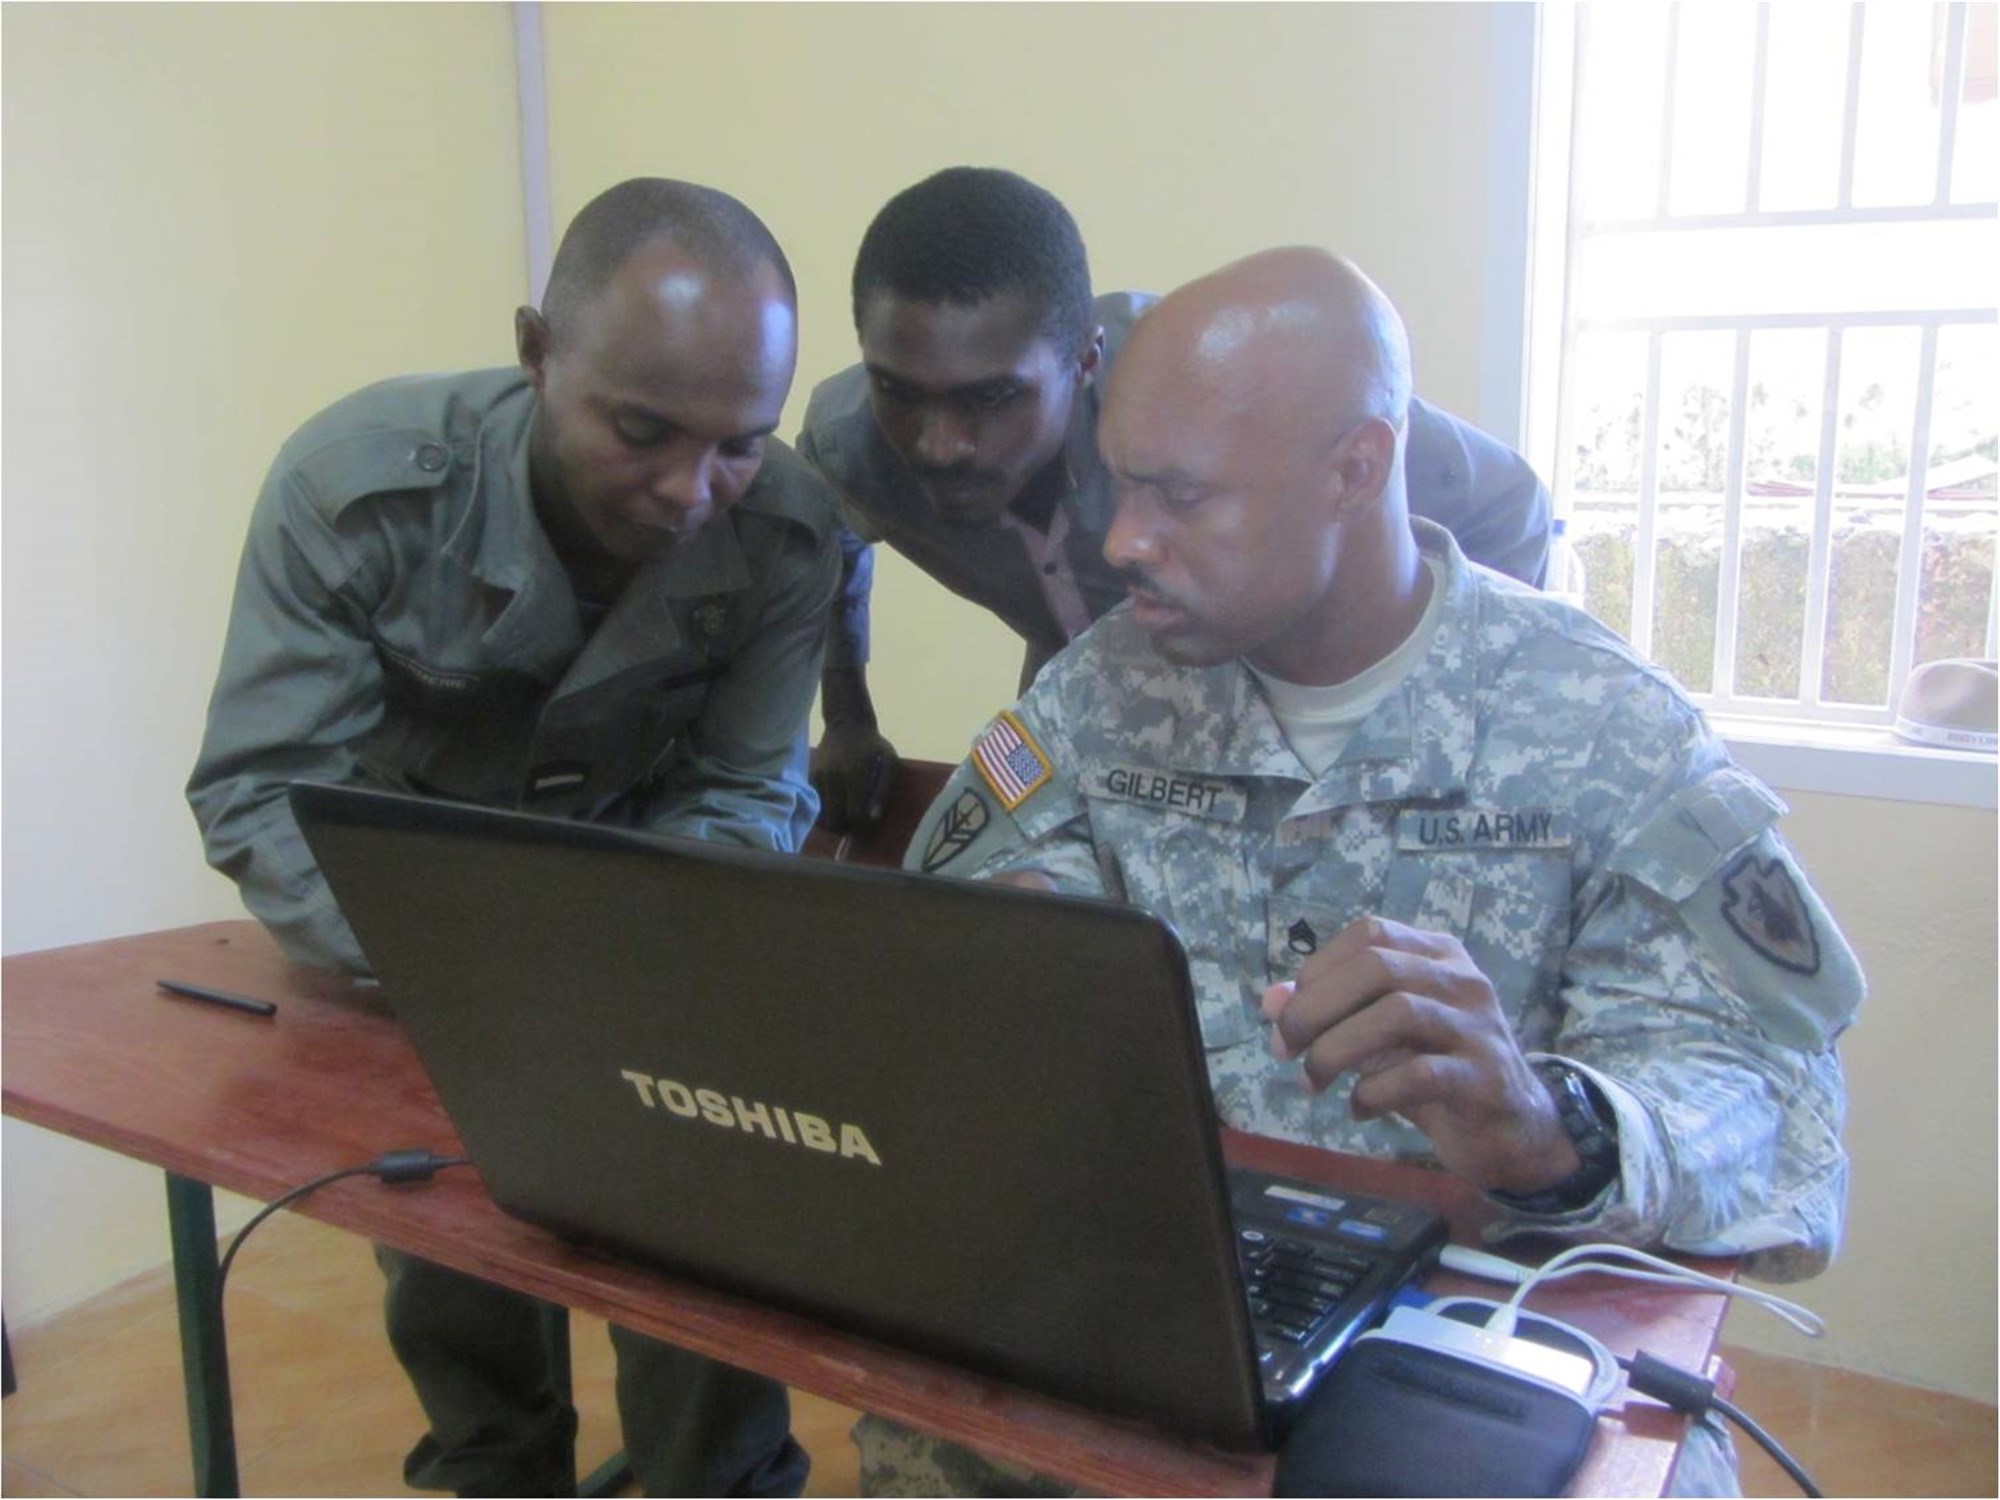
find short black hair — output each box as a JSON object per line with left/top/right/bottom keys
{"left": 851, "top": 167, "right": 1093, "bottom": 352}
{"left": 541, "top": 178, "right": 795, "bottom": 343}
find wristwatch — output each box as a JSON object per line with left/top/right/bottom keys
{"left": 1491, "top": 1060, "right": 1621, "bottom": 1216}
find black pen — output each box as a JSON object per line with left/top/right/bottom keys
{"left": 157, "top": 978, "right": 278, "bottom": 1018}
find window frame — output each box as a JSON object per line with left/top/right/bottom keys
{"left": 1525, "top": 1, "right": 1999, "bottom": 808}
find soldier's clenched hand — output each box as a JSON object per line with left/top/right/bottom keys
{"left": 1259, "top": 916, "right": 1579, "bottom": 1195}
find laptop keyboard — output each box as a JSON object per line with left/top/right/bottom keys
{"left": 1228, "top": 1171, "right": 1448, "bottom": 1411}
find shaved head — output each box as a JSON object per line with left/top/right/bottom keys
{"left": 1098, "top": 248, "right": 1427, "bottom": 685}
{"left": 540, "top": 178, "right": 796, "bottom": 349}
{"left": 1119, "top": 247, "right": 1411, "bottom": 454}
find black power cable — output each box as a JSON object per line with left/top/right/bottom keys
{"left": 1621, "top": 1350, "right": 1824, "bottom": 1498}
{"left": 215, "top": 1149, "right": 474, "bottom": 1310}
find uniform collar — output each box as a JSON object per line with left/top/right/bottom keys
{"left": 552, "top": 465, "right": 754, "bottom": 701}
{"left": 450, "top": 383, "right": 754, "bottom": 688}
{"left": 1142, "top": 519, "right": 1483, "bottom": 806}
{"left": 444, "top": 385, "right": 581, "bottom": 664}
{"left": 1293, "top": 519, "right": 1482, "bottom": 813}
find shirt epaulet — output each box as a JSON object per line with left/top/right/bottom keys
{"left": 276, "top": 368, "right": 526, "bottom": 523}
{"left": 287, "top": 425, "right": 459, "bottom": 521}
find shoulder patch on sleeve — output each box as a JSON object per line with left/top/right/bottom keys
{"left": 1718, "top": 852, "right": 1823, "bottom": 975}
{"left": 1606, "top": 766, "right": 1861, "bottom": 1051}
{"left": 1681, "top": 830, "right": 1863, "bottom": 1051}
{"left": 289, "top": 427, "right": 456, "bottom": 519}
{"left": 916, "top": 787, "right": 993, "bottom": 873}
{"left": 905, "top": 703, "right": 1079, "bottom": 879}
{"left": 970, "top": 711, "right": 1053, "bottom": 810}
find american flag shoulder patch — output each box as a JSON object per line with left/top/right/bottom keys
{"left": 970, "top": 711, "right": 1054, "bottom": 811}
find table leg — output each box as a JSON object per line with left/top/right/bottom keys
{"left": 166, "top": 1173, "right": 241, "bottom": 1497}
{"left": 536, "top": 1300, "right": 634, "bottom": 1496}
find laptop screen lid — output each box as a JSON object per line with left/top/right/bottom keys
{"left": 292, "top": 782, "right": 1267, "bottom": 1449}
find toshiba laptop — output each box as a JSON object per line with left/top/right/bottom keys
{"left": 292, "top": 782, "right": 1444, "bottom": 1450}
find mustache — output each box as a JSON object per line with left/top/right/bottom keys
{"left": 1118, "top": 566, "right": 1161, "bottom": 596}
{"left": 1118, "top": 568, "right": 1180, "bottom": 609}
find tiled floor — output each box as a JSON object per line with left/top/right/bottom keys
{"left": 3, "top": 1213, "right": 1992, "bottom": 1497}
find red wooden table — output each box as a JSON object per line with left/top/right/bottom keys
{"left": 4, "top": 920, "right": 1726, "bottom": 1495}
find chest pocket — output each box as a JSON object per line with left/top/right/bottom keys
{"left": 1379, "top": 848, "right": 1572, "bottom": 1046}
{"left": 376, "top": 638, "right": 543, "bottom": 725}
{"left": 527, "top": 658, "right": 727, "bottom": 815}
{"left": 1085, "top": 794, "right": 1262, "bottom": 1051}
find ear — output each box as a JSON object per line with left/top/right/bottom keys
{"left": 1076, "top": 326, "right": 1108, "bottom": 387}
{"left": 515, "top": 306, "right": 551, "bottom": 390}
{"left": 1325, "top": 416, "right": 1398, "bottom": 520}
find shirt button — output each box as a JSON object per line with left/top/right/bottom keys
{"left": 1043, "top": 562, "right": 1059, "bottom": 575}
{"left": 414, "top": 443, "right": 449, "bottom": 473}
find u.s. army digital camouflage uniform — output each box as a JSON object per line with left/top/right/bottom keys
{"left": 866, "top": 519, "right": 1863, "bottom": 1497}
{"left": 188, "top": 367, "right": 838, "bottom": 1497}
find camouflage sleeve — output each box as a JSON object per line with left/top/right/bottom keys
{"left": 902, "top": 696, "right": 1114, "bottom": 899}
{"left": 1487, "top": 693, "right": 1864, "bottom": 1282}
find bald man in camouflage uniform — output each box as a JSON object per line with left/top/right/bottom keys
{"left": 871, "top": 249, "right": 1861, "bottom": 1496}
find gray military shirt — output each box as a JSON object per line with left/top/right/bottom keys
{"left": 801, "top": 292, "right": 1554, "bottom": 687}
{"left": 909, "top": 521, "right": 1862, "bottom": 1283}
{"left": 189, "top": 368, "right": 840, "bottom": 972}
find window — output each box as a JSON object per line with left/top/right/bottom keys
{"left": 1526, "top": 3, "right": 1997, "bottom": 801}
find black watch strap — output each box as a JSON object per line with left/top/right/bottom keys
{"left": 1491, "top": 1061, "right": 1621, "bottom": 1216}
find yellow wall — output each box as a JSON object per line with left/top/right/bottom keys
{"left": 1719, "top": 792, "right": 1997, "bottom": 1400}
{"left": 2, "top": 0, "right": 526, "bottom": 1320}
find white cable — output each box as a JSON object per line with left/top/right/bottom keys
{"left": 1499, "top": 1242, "right": 1826, "bottom": 1339}
{"left": 1437, "top": 1241, "right": 1824, "bottom": 1339}
{"left": 1438, "top": 1244, "right": 1534, "bottom": 1285}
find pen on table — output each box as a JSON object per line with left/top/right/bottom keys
{"left": 157, "top": 979, "right": 278, "bottom": 1018}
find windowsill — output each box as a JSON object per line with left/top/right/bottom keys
{"left": 1712, "top": 716, "right": 1998, "bottom": 809}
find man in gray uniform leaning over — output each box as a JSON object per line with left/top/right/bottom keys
{"left": 801, "top": 167, "right": 1552, "bottom": 834}
{"left": 883, "top": 250, "right": 1863, "bottom": 1495}
{"left": 189, "top": 179, "right": 834, "bottom": 1497}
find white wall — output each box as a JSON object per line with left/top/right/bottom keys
{"left": 2, "top": 0, "right": 526, "bottom": 1323}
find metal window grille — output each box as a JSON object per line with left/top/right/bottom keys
{"left": 1533, "top": 2, "right": 1999, "bottom": 728}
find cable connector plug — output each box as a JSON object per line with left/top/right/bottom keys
{"left": 367, "top": 1148, "right": 468, "bottom": 1184}
{"left": 1438, "top": 1244, "right": 1535, "bottom": 1286}
{"left": 1621, "top": 1350, "right": 1717, "bottom": 1417}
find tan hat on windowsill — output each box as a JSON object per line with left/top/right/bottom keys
{"left": 1893, "top": 658, "right": 1998, "bottom": 753}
